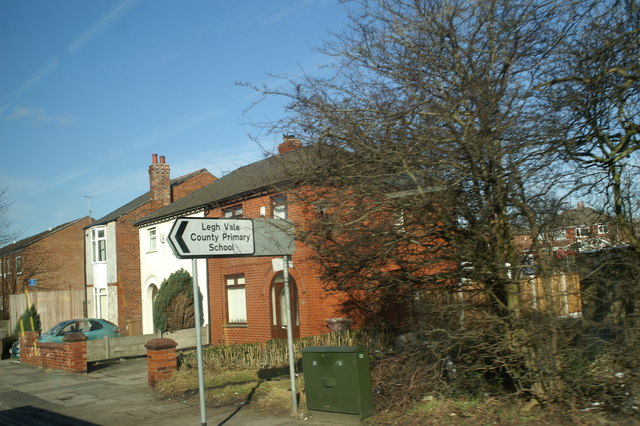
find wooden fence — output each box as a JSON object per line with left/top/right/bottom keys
{"left": 10, "top": 289, "right": 85, "bottom": 333}
{"left": 459, "top": 272, "right": 582, "bottom": 317}
{"left": 86, "top": 326, "right": 209, "bottom": 361}
{"left": 519, "top": 273, "right": 582, "bottom": 316}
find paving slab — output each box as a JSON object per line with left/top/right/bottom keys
{"left": 0, "top": 357, "right": 339, "bottom": 426}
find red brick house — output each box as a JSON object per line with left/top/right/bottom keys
{"left": 514, "top": 202, "right": 625, "bottom": 259}
{"left": 0, "top": 216, "right": 93, "bottom": 318}
{"left": 135, "top": 137, "right": 346, "bottom": 345}
{"left": 85, "top": 155, "right": 215, "bottom": 336}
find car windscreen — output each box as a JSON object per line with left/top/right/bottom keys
{"left": 48, "top": 321, "right": 72, "bottom": 335}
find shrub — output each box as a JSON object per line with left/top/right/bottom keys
{"left": 14, "top": 304, "right": 41, "bottom": 336}
{"left": 153, "top": 269, "right": 203, "bottom": 333}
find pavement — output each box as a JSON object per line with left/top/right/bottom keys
{"left": 0, "top": 357, "right": 322, "bottom": 426}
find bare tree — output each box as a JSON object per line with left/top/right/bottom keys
{"left": 540, "top": 0, "right": 640, "bottom": 250}
{"left": 0, "top": 187, "right": 19, "bottom": 248}
{"left": 246, "top": 0, "right": 603, "bottom": 406}
{"left": 244, "top": 0, "right": 640, "bottom": 412}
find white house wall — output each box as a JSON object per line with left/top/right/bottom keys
{"left": 84, "top": 222, "right": 119, "bottom": 325}
{"left": 139, "top": 212, "right": 210, "bottom": 335}
{"left": 106, "top": 222, "right": 117, "bottom": 283}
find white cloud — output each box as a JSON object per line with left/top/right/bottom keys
{"left": 67, "top": 0, "right": 141, "bottom": 55}
{"left": 1, "top": 105, "right": 74, "bottom": 125}
{"left": 27, "top": 167, "right": 94, "bottom": 198}
{"left": 13, "top": 57, "right": 62, "bottom": 98}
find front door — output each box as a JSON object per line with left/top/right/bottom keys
{"left": 270, "top": 273, "right": 300, "bottom": 339}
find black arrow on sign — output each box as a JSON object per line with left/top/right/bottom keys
{"left": 175, "top": 220, "right": 190, "bottom": 253}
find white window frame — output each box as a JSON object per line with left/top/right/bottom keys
{"left": 94, "top": 287, "right": 108, "bottom": 318}
{"left": 597, "top": 224, "right": 608, "bottom": 235}
{"left": 271, "top": 194, "right": 288, "bottom": 219}
{"left": 552, "top": 229, "right": 567, "bottom": 241}
{"left": 575, "top": 226, "right": 590, "bottom": 238}
{"left": 148, "top": 227, "right": 157, "bottom": 252}
{"left": 15, "top": 255, "right": 22, "bottom": 275}
{"left": 226, "top": 274, "right": 247, "bottom": 324}
{"left": 223, "top": 204, "right": 243, "bottom": 218}
{"left": 91, "top": 227, "right": 107, "bottom": 263}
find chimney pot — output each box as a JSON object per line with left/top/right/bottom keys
{"left": 278, "top": 135, "right": 303, "bottom": 154}
{"left": 152, "top": 153, "right": 158, "bottom": 164}
{"left": 149, "top": 155, "right": 171, "bottom": 206}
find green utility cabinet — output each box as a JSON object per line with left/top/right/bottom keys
{"left": 302, "top": 346, "right": 374, "bottom": 420}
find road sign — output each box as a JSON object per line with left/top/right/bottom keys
{"left": 166, "top": 216, "right": 296, "bottom": 421}
{"left": 28, "top": 279, "right": 36, "bottom": 287}
{"left": 167, "top": 217, "right": 294, "bottom": 259}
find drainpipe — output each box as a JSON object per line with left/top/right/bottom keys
{"left": 83, "top": 230, "right": 88, "bottom": 318}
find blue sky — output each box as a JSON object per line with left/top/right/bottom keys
{"left": 0, "top": 0, "right": 348, "bottom": 240}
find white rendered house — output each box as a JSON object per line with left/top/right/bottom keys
{"left": 138, "top": 212, "right": 210, "bottom": 335}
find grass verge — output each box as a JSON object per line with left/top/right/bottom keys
{"left": 156, "top": 366, "right": 627, "bottom": 425}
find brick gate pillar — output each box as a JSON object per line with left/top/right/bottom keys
{"left": 144, "top": 338, "right": 178, "bottom": 388}
{"left": 62, "top": 332, "right": 88, "bottom": 373}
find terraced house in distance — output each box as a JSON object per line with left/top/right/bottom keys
{"left": 84, "top": 154, "right": 215, "bottom": 336}
{"left": 0, "top": 217, "right": 92, "bottom": 330}
{"left": 135, "top": 136, "right": 348, "bottom": 345}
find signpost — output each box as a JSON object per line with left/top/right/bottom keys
{"left": 167, "top": 217, "right": 296, "bottom": 424}
{"left": 167, "top": 217, "right": 294, "bottom": 258}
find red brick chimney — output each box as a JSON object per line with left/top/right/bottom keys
{"left": 278, "top": 135, "right": 303, "bottom": 154}
{"left": 149, "top": 154, "right": 171, "bottom": 207}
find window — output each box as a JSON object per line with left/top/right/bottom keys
{"left": 94, "top": 287, "right": 108, "bottom": 318}
{"left": 552, "top": 229, "right": 567, "bottom": 241}
{"left": 597, "top": 224, "right": 608, "bottom": 235}
{"left": 394, "top": 210, "right": 406, "bottom": 232}
{"left": 91, "top": 228, "right": 107, "bottom": 262}
{"left": 59, "top": 320, "right": 90, "bottom": 334}
{"left": 271, "top": 194, "right": 288, "bottom": 219}
{"left": 575, "top": 226, "right": 591, "bottom": 238}
{"left": 223, "top": 204, "right": 243, "bottom": 218}
{"left": 148, "top": 227, "right": 157, "bottom": 252}
{"left": 15, "top": 256, "right": 22, "bottom": 275}
{"left": 6, "top": 258, "right": 11, "bottom": 276}
{"left": 89, "top": 320, "right": 103, "bottom": 331}
{"left": 226, "top": 274, "right": 247, "bottom": 324}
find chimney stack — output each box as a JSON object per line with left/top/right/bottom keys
{"left": 278, "top": 134, "right": 303, "bottom": 154}
{"left": 149, "top": 154, "right": 171, "bottom": 207}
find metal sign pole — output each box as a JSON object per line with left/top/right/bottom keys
{"left": 166, "top": 217, "right": 296, "bottom": 421}
{"left": 282, "top": 254, "right": 298, "bottom": 415}
{"left": 192, "top": 258, "right": 207, "bottom": 426}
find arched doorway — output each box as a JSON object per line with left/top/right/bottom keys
{"left": 270, "top": 272, "right": 299, "bottom": 339}
{"left": 144, "top": 283, "right": 159, "bottom": 334}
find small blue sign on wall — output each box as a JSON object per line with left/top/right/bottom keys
{"left": 28, "top": 279, "right": 36, "bottom": 287}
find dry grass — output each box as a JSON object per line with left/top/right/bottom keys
{"left": 157, "top": 366, "right": 628, "bottom": 424}
{"left": 367, "top": 396, "right": 629, "bottom": 425}
{"left": 156, "top": 366, "right": 305, "bottom": 416}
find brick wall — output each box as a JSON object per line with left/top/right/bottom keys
{"left": 19, "top": 331, "right": 87, "bottom": 373}
{"left": 114, "top": 165, "right": 214, "bottom": 336}
{"left": 7, "top": 218, "right": 92, "bottom": 293}
{"left": 206, "top": 192, "right": 344, "bottom": 345}
{"left": 172, "top": 171, "right": 216, "bottom": 201}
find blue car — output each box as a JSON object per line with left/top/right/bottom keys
{"left": 38, "top": 318, "right": 120, "bottom": 343}
{"left": 10, "top": 340, "right": 20, "bottom": 358}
